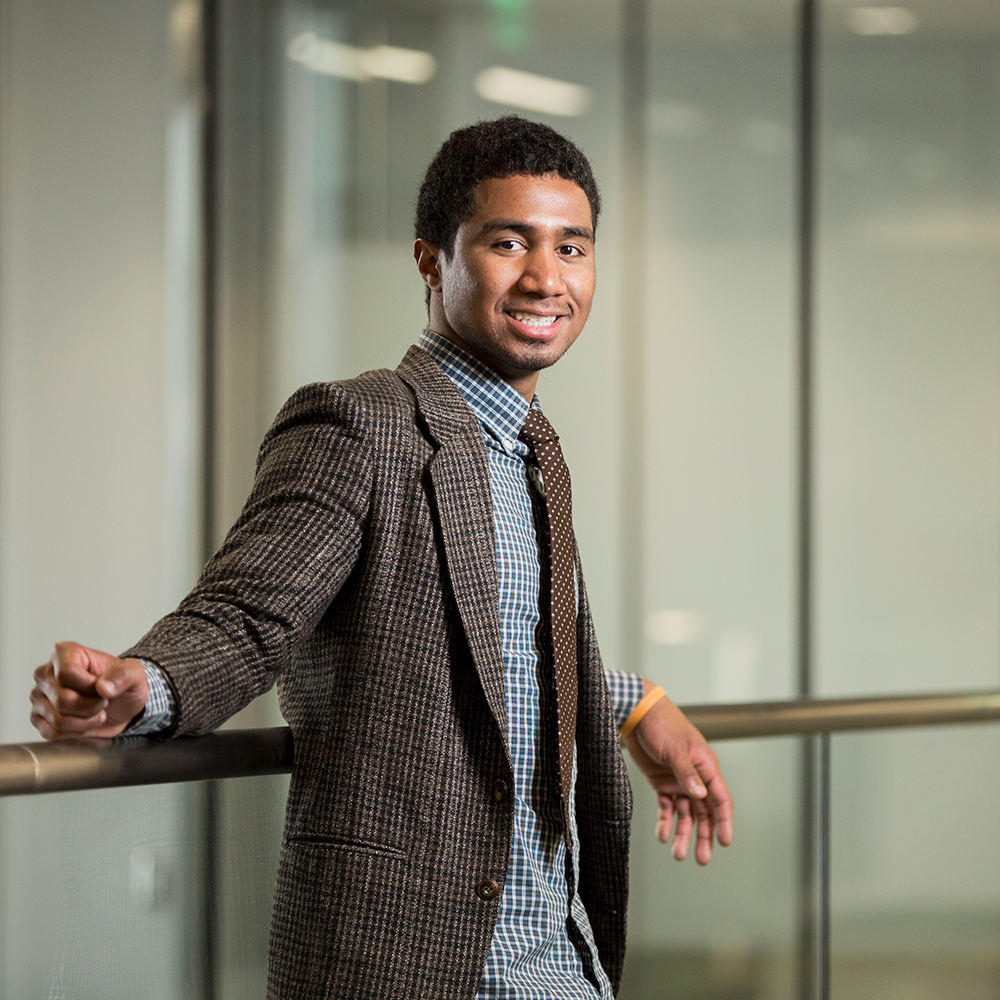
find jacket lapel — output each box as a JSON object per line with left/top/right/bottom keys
{"left": 396, "top": 346, "right": 509, "bottom": 755}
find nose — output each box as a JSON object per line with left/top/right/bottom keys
{"left": 518, "top": 248, "right": 565, "bottom": 297}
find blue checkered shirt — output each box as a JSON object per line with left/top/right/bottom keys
{"left": 420, "top": 330, "right": 643, "bottom": 998}
{"left": 131, "top": 332, "right": 644, "bottom": 997}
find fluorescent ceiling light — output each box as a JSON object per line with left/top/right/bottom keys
{"left": 846, "top": 7, "right": 920, "bottom": 35}
{"left": 474, "top": 66, "right": 590, "bottom": 118}
{"left": 361, "top": 45, "right": 436, "bottom": 85}
{"left": 287, "top": 32, "right": 436, "bottom": 84}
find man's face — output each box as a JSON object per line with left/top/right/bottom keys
{"left": 415, "top": 173, "right": 596, "bottom": 397}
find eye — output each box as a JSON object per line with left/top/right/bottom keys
{"left": 494, "top": 238, "right": 526, "bottom": 252}
{"left": 557, "top": 244, "right": 585, "bottom": 257}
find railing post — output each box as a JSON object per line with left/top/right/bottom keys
{"left": 795, "top": 0, "right": 820, "bottom": 988}
{"left": 798, "top": 732, "right": 832, "bottom": 1000}
{"left": 199, "top": 0, "right": 220, "bottom": 995}
{"left": 819, "top": 732, "right": 831, "bottom": 1000}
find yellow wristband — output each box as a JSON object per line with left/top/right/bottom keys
{"left": 619, "top": 685, "right": 667, "bottom": 741}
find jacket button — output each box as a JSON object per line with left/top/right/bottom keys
{"left": 491, "top": 779, "right": 509, "bottom": 802}
{"left": 477, "top": 878, "right": 501, "bottom": 901}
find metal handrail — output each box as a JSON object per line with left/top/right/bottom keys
{"left": 684, "top": 689, "right": 1000, "bottom": 740}
{"left": 3, "top": 690, "right": 999, "bottom": 797}
{"left": 0, "top": 727, "right": 292, "bottom": 797}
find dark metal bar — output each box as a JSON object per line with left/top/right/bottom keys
{"left": 2, "top": 693, "right": 999, "bottom": 797}
{"left": 818, "top": 733, "right": 831, "bottom": 1000}
{"left": 799, "top": 737, "right": 819, "bottom": 1000}
{"left": 202, "top": 775, "right": 219, "bottom": 1000}
{"left": 795, "top": 0, "right": 819, "bottom": 993}
{"left": 619, "top": 0, "right": 648, "bottom": 681}
{"left": 683, "top": 690, "right": 1000, "bottom": 740}
{"left": 0, "top": 727, "right": 293, "bottom": 797}
{"left": 199, "top": 4, "right": 221, "bottom": 996}
{"left": 796, "top": 0, "right": 817, "bottom": 705}
{"left": 200, "top": 0, "right": 219, "bottom": 564}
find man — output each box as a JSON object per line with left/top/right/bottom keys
{"left": 30, "top": 116, "right": 732, "bottom": 999}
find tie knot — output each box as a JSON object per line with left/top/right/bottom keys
{"left": 518, "top": 407, "right": 559, "bottom": 451}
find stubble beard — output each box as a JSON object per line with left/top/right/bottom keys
{"left": 463, "top": 327, "right": 575, "bottom": 381}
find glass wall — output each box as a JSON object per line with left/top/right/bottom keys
{"left": 0, "top": 0, "right": 206, "bottom": 994}
{"left": 0, "top": 0, "right": 998, "bottom": 996}
{"left": 817, "top": 2, "right": 1000, "bottom": 996}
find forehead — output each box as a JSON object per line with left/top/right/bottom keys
{"left": 465, "top": 173, "right": 594, "bottom": 233}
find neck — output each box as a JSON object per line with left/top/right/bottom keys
{"left": 431, "top": 328, "right": 538, "bottom": 402}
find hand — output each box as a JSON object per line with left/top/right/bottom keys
{"left": 30, "top": 641, "right": 149, "bottom": 740}
{"left": 625, "top": 684, "right": 733, "bottom": 865}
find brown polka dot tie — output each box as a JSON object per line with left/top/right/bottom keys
{"left": 519, "top": 407, "right": 577, "bottom": 850}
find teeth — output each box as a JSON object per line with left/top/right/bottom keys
{"left": 511, "top": 311, "right": 558, "bottom": 327}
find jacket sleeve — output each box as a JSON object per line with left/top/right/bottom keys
{"left": 122, "top": 382, "right": 374, "bottom": 736}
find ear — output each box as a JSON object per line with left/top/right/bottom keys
{"left": 413, "top": 239, "right": 443, "bottom": 292}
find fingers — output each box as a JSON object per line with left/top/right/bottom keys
{"left": 671, "top": 797, "right": 693, "bottom": 860}
{"left": 32, "top": 660, "right": 107, "bottom": 719}
{"left": 630, "top": 697, "right": 734, "bottom": 863}
{"left": 687, "top": 742, "right": 733, "bottom": 849}
{"left": 29, "top": 643, "right": 145, "bottom": 741}
{"left": 705, "top": 769, "right": 734, "bottom": 849}
{"left": 665, "top": 793, "right": 716, "bottom": 865}
{"left": 29, "top": 674, "right": 108, "bottom": 736}
{"left": 694, "top": 801, "right": 717, "bottom": 866}
{"left": 655, "top": 795, "right": 675, "bottom": 846}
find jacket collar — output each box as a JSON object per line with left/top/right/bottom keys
{"left": 395, "top": 345, "right": 510, "bottom": 757}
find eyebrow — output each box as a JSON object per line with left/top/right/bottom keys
{"left": 477, "top": 218, "right": 595, "bottom": 242}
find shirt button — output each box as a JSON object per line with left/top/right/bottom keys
{"left": 491, "top": 779, "right": 509, "bottom": 802}
{"left": 500, "top": 437, "right": 514, "bottom": 453}
{"left": 477, "top": 878, "right": 502, "bottom": 901}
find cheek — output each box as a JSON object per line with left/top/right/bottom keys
{"left": 442, "top": 264, "right": 478, "bottom": 306}
{"left": 572, "top": 275, "right": 596, "bottom": 317}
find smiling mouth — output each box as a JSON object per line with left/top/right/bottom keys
{"left": 507, "top": 310, "right": 564, "bottom": 328}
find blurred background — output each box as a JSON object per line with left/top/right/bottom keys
{"left": 0, "top": 0, "right": 998, "bottom": 997}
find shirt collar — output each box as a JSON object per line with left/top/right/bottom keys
{"left": 419, "top": 329, "right": 536, "bottom": 457}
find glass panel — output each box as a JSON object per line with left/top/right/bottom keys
{"left": 627, "top": 2, "right": 800, "bottom": 996}
{"left": 818, "top": 6, "right": 1000, "bottom": 994}
{"left": 642, "top": 0, "right": 797, "bottom": 709}
{"left": 816, "top": 1, "right": 1000, "bottom": 697}
{"left": 0, "top": 775, "right": 289, "bottom": 999}
{"left": 831, "top": 727, "right": 1000, "bottom": 998}
{"left": 621, "top": 738, "right": 799, "bottom": 1000}
{"left": 216, "top": 774, "right": 290, "bottom": 1000}
{"left": 2, "top": 785, "right": 200, "bottom": 999}
{"left": 0, "top": 0, "right": 207, "bottom": 992}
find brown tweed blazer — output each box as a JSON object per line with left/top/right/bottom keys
{"left": 124, "top": 346, "right": 633, "bottom": 999}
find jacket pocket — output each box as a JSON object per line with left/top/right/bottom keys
{"left": 284, "top": 831, "right": 407, "bottom": 860}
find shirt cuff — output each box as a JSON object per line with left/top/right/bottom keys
{"left": 123, "top": 658, "right": 177, "bottom": 735}
{"left": 605, "top": 670, "right": 645, "bottom": 729}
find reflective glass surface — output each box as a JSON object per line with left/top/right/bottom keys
{"left": 2, "top": 0, "right": 999, "bottom": 997}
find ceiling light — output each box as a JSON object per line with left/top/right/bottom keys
{"left": 359, "top": 45, "right": 436, "bottom": 85}
{"left": 474, "top": 66, "right": 590, "bottom": 117}
{"left": 845, "top": 7, "right": 920, "bottom": 35}
{"left": 286, "top": 32, "right": 436, "bottom": 84}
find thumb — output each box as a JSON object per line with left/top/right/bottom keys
{"left": 635, "top": 698, "right": 709, "bottom": 799}
{"left": 94, "top": 658, "right": 145, "bottom": 699}
{"left": 668, "top": 750, "right": 708, "bottom": 800}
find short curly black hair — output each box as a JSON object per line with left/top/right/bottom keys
{"left": 415, "top": 115, "right": 601, "bottom": 260}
